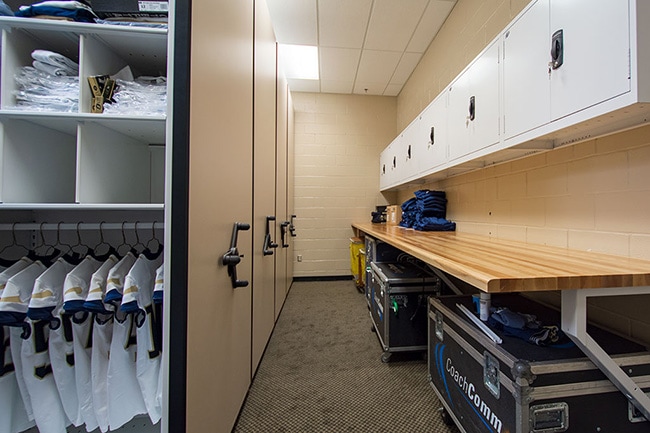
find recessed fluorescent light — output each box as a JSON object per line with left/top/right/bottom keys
{"left": 278, "top": 44, "right": 319, "bottom": 80}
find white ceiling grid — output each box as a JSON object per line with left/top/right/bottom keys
{"left": 265, "top": 0, "right": 457, "bottom": 96}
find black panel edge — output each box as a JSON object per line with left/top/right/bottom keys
{"left": 168, "top": 1, "right": 191, "bottom": 432}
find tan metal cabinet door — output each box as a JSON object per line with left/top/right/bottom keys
{"left": 274, "top": 74, "right": 289, "bottom": 319}
{"left": 252, "top": 0, "right": 278, "bottom": 374}
{"left": 186, "top": 0, "right": 253, "bottom": 431}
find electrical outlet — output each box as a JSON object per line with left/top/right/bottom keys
{"left": 297, "top": 255, "right": 302, "bottom": 262}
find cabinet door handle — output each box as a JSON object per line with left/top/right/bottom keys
{"left": 429, "top": 126, "right": 435, "bottom": 145}
{"left": 468, "top": 96, "right": 476, "bottom": 121}
{"left": 407, "top": 144, "right": 411, "bottom": 160}
{"left": 550, "top": 29, "right": 564, "bottom": 70}
{"left": 263, "top": 216, "right": 278, "bottom": 256}
{"left": 289, "top": 214, "right": 297, "bottom": 237}
{"left": 280, "top": 221, "right": 290, "bottom": 248}
{"left": 222, "top": 222, "right": 250, "bottom": 288}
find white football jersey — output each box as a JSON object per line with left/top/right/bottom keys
{"left": 104, "top": 252, "right": 136, "bottom": 309}
{"left": 0, "top": 326, "right": 35, "bottom": 433}
{"left": 25, "top": 256, "right": 78, "bottom": 431}
{"left": 107, "top": 309, "right": 148, "bottom": 429}
{"left": 90, "top": 313, "right": 113, "bottom": 433}
{"left": 63, "top": 254, "right": 109, "bottom": 432}
{"left": 21, "top": 318, "right": 71, "bottom": 433}
{"left": 0, "top": 256, "right": 36, "bottom": 432}
{"left": 84, "top": 255, "right": 119, "bottom": 314}
{"left": 0, "top": 260, "right": 47, "bottom": 422}
{"left": 62, "top": 254, "right": 106, "bottom": 312}
{"left": 85, "top": 254, "right": 120, "bottom": 433}
{"left": 153, "top": 264, "right": 164, "bottom": 413}
{"left": 121, "top": 252, "right": 163, "bottom": 423}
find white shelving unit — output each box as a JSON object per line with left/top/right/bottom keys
{"left": 0, "top": 16, "right": 166, "bottom": 208}
{"left": 0, "top": 15, "right": 168, "bottom": 433}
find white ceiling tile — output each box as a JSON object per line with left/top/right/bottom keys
{"left": 383, "top": 83, "right": 403, "bottom": 96}
{"left": 321, "top": 80, "right": 354, "bottom": 94}
{"left": 318, "top": 0, "right": 373, "bottom": 49}
{"left": 287, "top": 78, "right": 321, "bottom": 92}
{"left": 266, "top": 0, "right": 318, "bottom": 45}
{"left": 356, "top": 50, "right": 402, "bottom": 84}
{"left": 364, "top": 0, "right": 429, "bottom": 52}
{"left": 319, "top": 47, "right": 361, "bottom": 81}
{"left": 407, "top": 0, "right": 457, "bottom": 52}
{"left": 390, "top": 52, "right": 422, "bottom": 85}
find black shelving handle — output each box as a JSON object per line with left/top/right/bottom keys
{"left": 280, "top": 221, "right": 290, "bottom": 248}
{"left": 263, "top": 216, "right": 278, "bottom": 256}
{"left": 222, "top": 222, "right": 250, "bottom": 288}
{"left": 289, "top": 215, "right": 297, "bottom": 237}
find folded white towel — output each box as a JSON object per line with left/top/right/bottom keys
{"left": 31, "top": 49, "right": 79, "bottom": 71}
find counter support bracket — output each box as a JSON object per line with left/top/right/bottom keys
{"left": 561, "top": 287, "right": 650, "bottom": 421}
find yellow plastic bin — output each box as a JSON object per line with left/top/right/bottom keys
{"left": 349, "top": 236, "right": 365, "bottom": 291}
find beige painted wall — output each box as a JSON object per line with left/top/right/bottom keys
{"left": 292, "top": 93, "right": 397, "bottom": 277}
{"left": 394, "top": 0, "right": 650, "bottom": 345}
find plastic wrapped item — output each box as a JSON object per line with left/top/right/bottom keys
{"left": 13, "top": 66, "right": 79, "bottom": 112}
{"left": 101, "top": 76, "right": 167, "bottom": 116}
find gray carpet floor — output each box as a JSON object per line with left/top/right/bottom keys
{"left": 233, "top": 280, "right": 459, "bottom": 433}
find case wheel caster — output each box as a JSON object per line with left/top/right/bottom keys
{"left": 381, "top": 352, "right": 392, "bottom": 363}
{"left": 370, "top": 325, "right": 376, "bottom": 333}
{"left": 439, "top": 408, "right": 454, "bottom": 426}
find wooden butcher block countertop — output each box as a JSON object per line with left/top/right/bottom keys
{"left": 352, "top": 222, "right": 650, "bottom": 293}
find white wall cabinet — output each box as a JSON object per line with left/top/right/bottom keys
{"left": 382, "top": 0, "right": 650, "bottom": 192}
{"left": 379, "top": 137, "right": 399, "bottom": 190}
{"left": 447, "top": 40, "right": 500, "bottom": 163}
{"left": 503, "top": 0, "right": 630, "bottom": 141}
{"left": 548, "top": 0, "right": 630, "bottom": 121}
{"left": 398, "top": 117, "right": 419, "bottom": 182}
{"left": 417, "top": 92, "right": 448, "bottom": 176}
{"left": 502, "top": 0, "right": 551, "bottom": 141}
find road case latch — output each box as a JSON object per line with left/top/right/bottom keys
{"left": 483, "top": 351, "right": 500, "bottom": 398}
{"left": 530, "top": 402, "right": 569, "bottom": 433}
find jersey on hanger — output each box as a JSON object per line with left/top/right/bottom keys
{"left": 25, "top": 256, "right": 78, "bottom": 431}
{"left": 0, "top": 258, "right": 36, "bottom": 432}
{"left": 120, "top": 252, "right": 164, "bottom": 424}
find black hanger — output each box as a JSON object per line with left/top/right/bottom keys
{"left": 91, "top": 221, "right": 118, "bottom": 259}
{"left": 132, "top": 221, "right": 147, "bottom": 255}
{"left": 31, "top": 222, "right": 61, "bottom": 265}
{"left": 116, "top": 221, "right": 134, "bottom": 257}
{"left": 0, "top": 223, "right": 29, "bottom": 263}
{"left": 145, "top": 221, "right": 162, "bottom": 254}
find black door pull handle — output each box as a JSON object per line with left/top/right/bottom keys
{"left": 289, "top": 215, "right": 297, "bottom": 237}
{"left": 280, "top": 221, "right": 290, "bottom": 248}
{"left": 222, "top": 222, "right": 250, "bottom": 288}
{"left": 550, "top": 29, "right": 564, "bottom": 69}
{"left": 263, "top": 216, "right": 278, "bottom": 256}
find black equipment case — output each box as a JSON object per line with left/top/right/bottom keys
{"left": 364, "top": 235, "right": 402, "bottom": 307}
{"left": 368, "top": 260, "right": 441, "bottom": 362}
{"left": 428, "top": 293, "right": 650, "bottom": 433}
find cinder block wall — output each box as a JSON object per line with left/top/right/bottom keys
{"left": 292, "top": 93, "right": 397, "bottom": 278}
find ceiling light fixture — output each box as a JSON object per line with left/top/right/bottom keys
{"left": 278, "top": 44, "right": 319, "bottom": 80}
